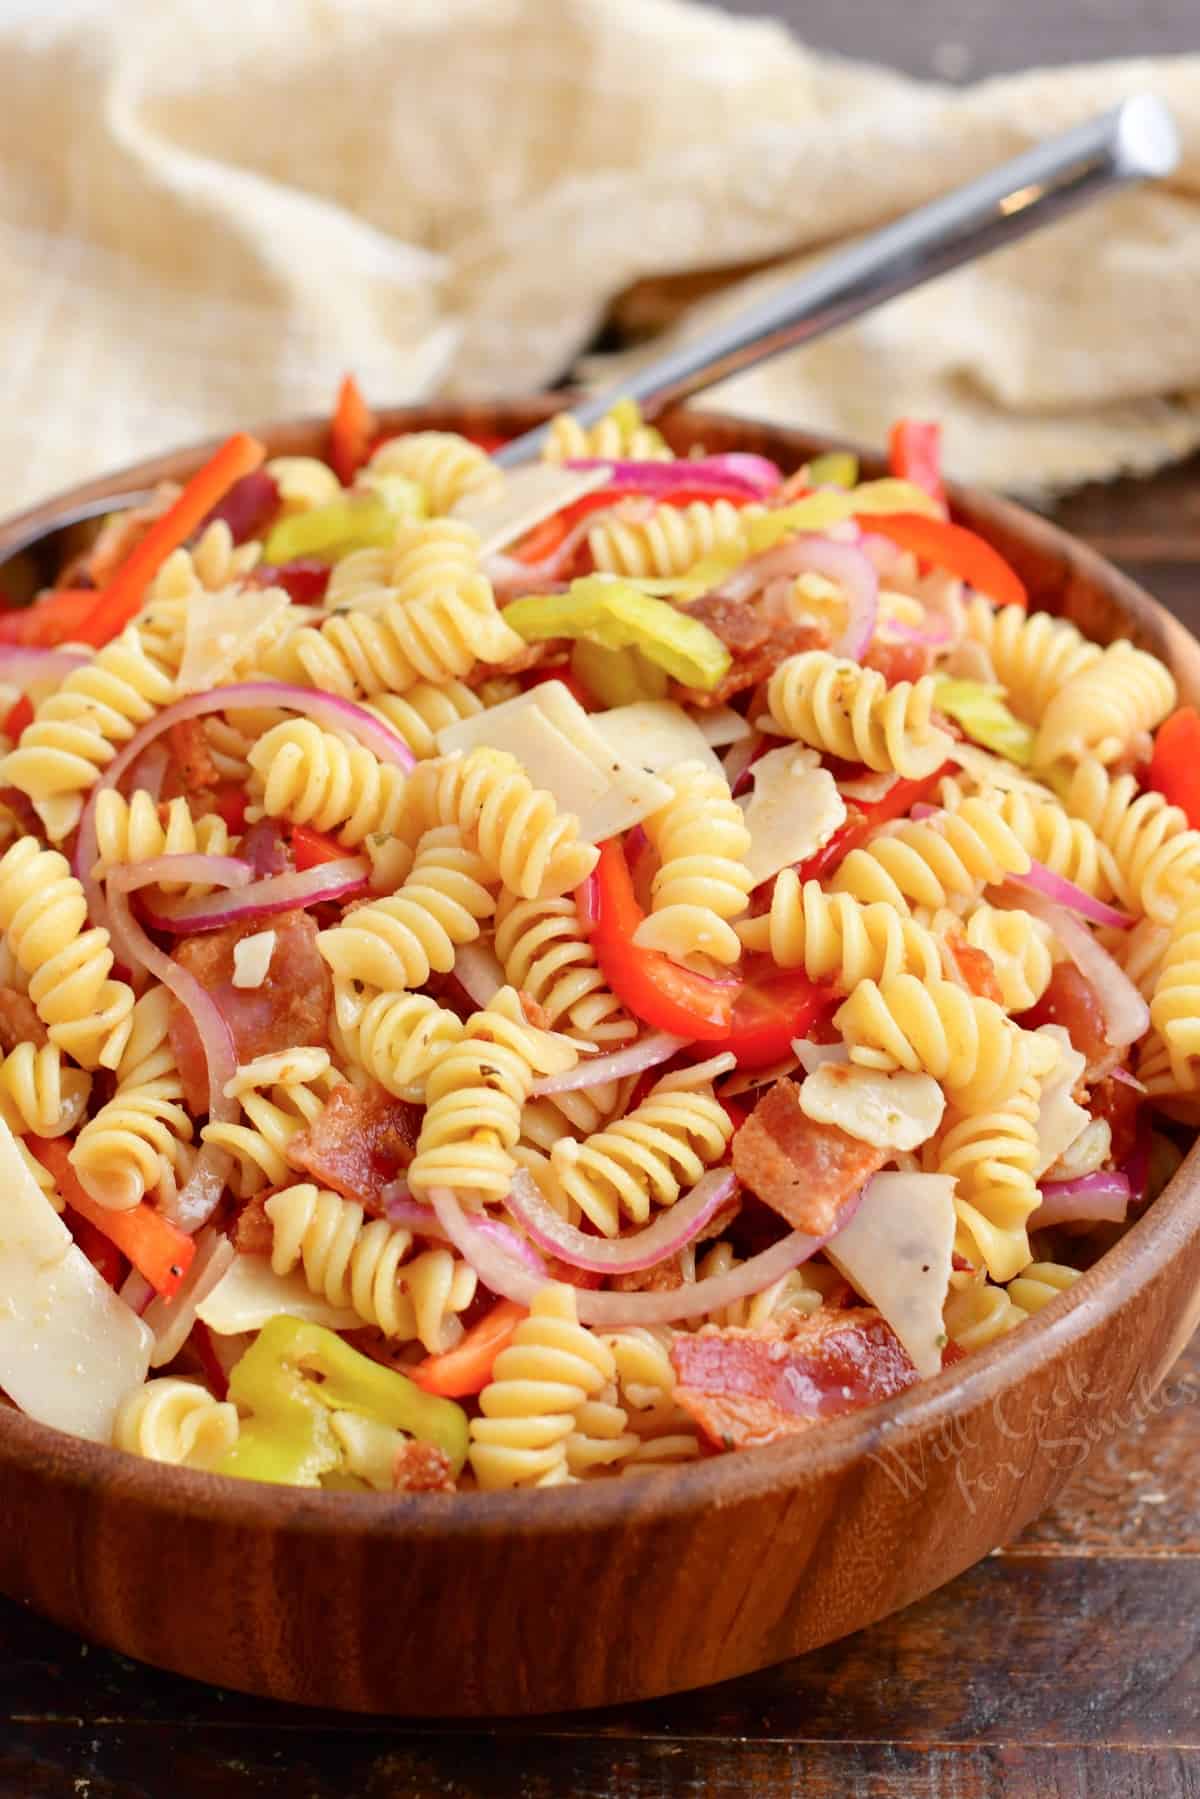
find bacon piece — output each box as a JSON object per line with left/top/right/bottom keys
{"left": 1021, "top": 961, "right": 1119, "bottom": 1078}
{"left": 671, "top": 1309, "right": 921, "bottom": 1450}
{"left": 392, "top": 1440, "right": 456, "bottom": 1494}
{"left": 168, "top": 910, "right": 332, "bottom": 1112}
{"left": 230, "top": 1190, "right": 273, "bottom": 1256}
{"left": 0, "top": 986, "right": 47, "bottom": 1051}
{"left": 731, "top": 1078, "right": 886, "bottom": 1237}
{"left": 863, "top": 638, "right": 935, "bottom": 686}
{"left": 670, "top": 610, "right": 828, "bottom": 708}
{"left": 164, "top": 718, "right": 221, "bottom": 796}
{"left": 286, "top": 1082, "right": 423, "bottom": 1214}
{"left": 1090, "top": 1071, "right": 1140, "bottom": 1168}
{"left": 943, "top": 933, "right": 1003, "bottom": 1004}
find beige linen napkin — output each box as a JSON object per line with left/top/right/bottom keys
{"left": 2, "top": 0, "right": 1199, "bottom": 511}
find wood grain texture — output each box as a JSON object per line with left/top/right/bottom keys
{"left": 0, "top": 403, "right": 1199, "bottom": 1734}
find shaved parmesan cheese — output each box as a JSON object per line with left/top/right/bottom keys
{"left": 435, "top": 681, "right": 672, "bottom": 842}
{"left": 1032, "top": 1025, "right": 1089, "bottom": 1179}
{"left": 452, "top": 463, "right": 610, "bottom": 556}
{"left": 232, "top": 930, "right": 277, "bottom": 990}
{"left": 197, "top": 1254, "right": 359, "bottom": 1334}
{"left": 827, "top": 1172, "right": 956, "bottom": 1377}
{"left": 590, "top": 701, "right": 722, "bottom": 774}
{"left": 948, "top": 741, "right": 1051, "bottom": 798}
{"left": 799, "top": 1065, "right": 945, "bottom": 1151}
{"left": 792, "top": 1038, "right": 850, "bottom": 1075}
{"left": 738, "top": 744, "right": 846, "bottom": 886}
{"left": 693, "top": 706, "right": 752, "bottom": 749}
{"left": 176, "top": 585, "right": 291, "bottom": 695}
{"left": 839, "top": 770, "right": 897, "bottom": 804}
{"left": 0, "top": 1116, "right": 152, "bottom": 1438}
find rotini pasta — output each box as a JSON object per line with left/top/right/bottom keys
{"left": 739, "top": 876, "right": 943, "bottom": 985}
{"left": 835, "top": 975, "right": 1050, "bottom": 1112}
{"left": 0, "top": 1043, "right": 90, "bottom": 1139}
{"left": 366, "top": 431, "right": 502, "bottom": 513}
{"left": 631, "top": 761, "right": 753, "bottom": 966}
{"left": 1033, "top": 639, "right": 1176, "bottom": 768}
{"left": 588, "top": 499, "right": 757, "bottom": 579}
{"left": 831, "top": 798, "right": 1031, "bottom": 914}
{"left": 542, "top": 409, "right": 672, "bottom": 464}
{"left": 1059, "top": 757, "right": 1200, "bottom": 922}
{"left": 331, "top": 980, "right": 465, "bottom": 1100}
{"left": 550, "top": 1078, "right": 733, "bottom": 1237}
{"left": 246, "top": 717, "right": 410, "bottom": 849}
{"left": 963, "top": 597, "right": 1102, "bottom": 723}
{"left": 926, "top": 1073, "right": 1041, "bottom": 1282}
{"left": 92, "top": 790, "right": 235, "bottom": 893}
{"left": 961, "top": 905, "right": 1055, "bottom": 1012}
{"left": 1007, "top": 1262, "right": 1081, "bottom": 1314}
{"left": 942, "top": 782, "right": 1118, "bottom": 901}
{"left": 113, "top": 1377, "right": 239, "bottom": 1469}
{"left": 317, "top": 827, "right": 495, "bottom": 992}
{"left": 494, "top": 890, "right": 634, "bottom": 1045}
{"left": 767, "top": 650, "right": 954, "bottom": 779}
{"left": 364, "top": 679, "right": 486, "bottom": 761}
{"left": 1149, "top": 891, "right": 1200, "bottom": 1088}
{"left": 944, "top": 1276, "right": 1029, "bottom": 1351}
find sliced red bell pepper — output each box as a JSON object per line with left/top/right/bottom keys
{"left": 207, "top": 781, "right": 249, "bottom": 834}
{"left": 719, "top": 959, "right": 837, "bottom": 1070}
{"left": 797, "top": 762, "right": 952, "bottom": 883}
{"left": 290, "top": 822, "right": 349, "bottom": 870}
{"left": 329, "top": 374, "right": 376, "bottom": 486}
{"left": 592, "top": 839, "right": 738, "bottom": 1041}
{"left": 64, "top": 1206, "right": 127, "bottom": 1288}
{"left": 888, "top": 418, "right": 946, "bottom": 507}
{"left": 30, "top": 1137, "right": 195, "bottom": 1299}
{"left": 863, "top": 513, "right": 1026, "bottom": 611}
{"left": 409, "top": 1298, "right": 526, "bottom": 1397}
{"left": 78, "top": 432, "right": 267, "bottom": 647}
{"left": 1147, "top": 706, "right": 1200, "bottom": 828}
{"left": 0, "top": 587, "right": 103, "bottom": 648}
{"left": 512, "top": 512, "right": 572, "bottom": 565}
{"left": 4, "top": 693, "right": 33, "bottom": 740}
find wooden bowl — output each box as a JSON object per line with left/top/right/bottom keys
{"left": 1, "top": 401, "right": 1198, "bottom": 1719}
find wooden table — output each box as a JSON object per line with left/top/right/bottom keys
{"left": 7, "top": 6, "right": 1200, "bottom": 1796}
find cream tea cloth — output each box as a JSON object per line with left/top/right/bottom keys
{"left": 1, "top": 0, "right": 1199, "bottom": 509}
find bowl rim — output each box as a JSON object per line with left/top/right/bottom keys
{"left": 1, "top": 400, "right": 1196, "bottom": 1541}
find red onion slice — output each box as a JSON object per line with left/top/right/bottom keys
{"left": 74, "top": 679, "right": 414, "bottom": 930}
{"left": 429, "top": 1183, "right": 858, "bottom": 1326}
{"left": 1011, "top": 862, "right": 1134, "bottom": 930}
{"left": 0, "top": 646, "right": 89, "bottom": 688}
{"left": 532, "top": 1030, "right": 685, "bottom": 1097}
{"left": 138, "top": 857, "right": 368, "bottom": 933}
{"left": 240, "top": 817, "right": 290, "bottom": 878}
{"left": 505, "top": 1166, "right": 734, "bottom": 1274}
{"left": 1031, "top": 1170, "right": 1130, "bottom": 1229}
{"left": 1010, "top": 890, "right": 1149, "bottom": 1048}
{"left": 564, "top": 454, "right": 781, "bottom": 499}
{"left": 382, "top": 1183, "right": 448, "bottom": 1238}
{"left": 108, "top": 853, "right": 252, "bottom": 896}
{"left": 107, "top": 887, "right": 236, "bottom": 1232}
{"left": 883, "top": 614, "right": 953, "bottom": 647}
{"left": 792, "top": 1038, "right": 849, "bottom": 1074}
{"left": 453, "top": 940, "right": 505, "bottom": 1009}
{"left": 714, "top": 535, "right": 878, "bottom": 660}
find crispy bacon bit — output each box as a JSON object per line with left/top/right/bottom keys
{"left": 230, "top": 1190, "right": 273, "bottom": 1256}
{"left": 164, "top": 718, "right": 221, "bottom": 796}
{"left": 286, "top": 1082, "right": 423, "bottom": 1214}
{"left": 168, "top": 911, "right": 331, "bottom": 1112}
{"left": 1022, "top": 962, "right": 1109, "bottom": 1069}
{"left": 731, "top": 1078, "right": 886, "bottom": 1237}
{"left": 863, "top": 638, "right": 935, "bottom": 686}
{"left": 1090, "top": 1071, "right": 1140, "bottom": 1168}
{"left": 392, "top": 1440, "right": 456, "bottom": 1494}
{"left": 671, "top": 610, "right": 828, "bottom": 708}
{"left": 0, "top": 986, "right": 46, "bottom": 1051}
{"left": 943, "top": 933, "right": 1003, "bottom": 1003}
{"left": 670, "top": 1309, "right": 920, "bottom": 1449}
{"left": 610, "top": 1255, "right": 688, "bottom": 1295}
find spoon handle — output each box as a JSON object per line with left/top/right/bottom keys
{"left": 493, "top": 95, "right": 1178, "bottom": 470}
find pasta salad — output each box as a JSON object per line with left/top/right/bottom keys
{"left": 0, "top": 386, "right": 1191, "bottom": 1494}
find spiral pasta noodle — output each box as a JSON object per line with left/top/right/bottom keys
{"left": 926, "top": 1073, "right": 1041, "bottom": 1283}
{"left": 1033, "top": 639, "right": 1176, "bottom": 768}
{"left": 835, "top": 975, "right": 1048, "bottom": 1112}
{"left": 601, "top": 1326, "right": 700, "bottom": 1469}
{"left": 740, "top": 876, "right": 943, "bottom": 986}
{"left": 0, "top": 625, "right": 179, "bottom": 841}
{"left": 114, "top": 1378, "right": 240, "bottom": 1469}
{"left": 367, "top": 431, "right": 502, "bottom": 514}
{"left": 409, "top": 986, "right": 578, "bottom": 1201}
{"left": 0, "top": 836, "right": 134, "bottom": 1070}
{"left": 1007, "top": 1262, "right": 1081, "bottom": 1314}
{"left": 149, "top": 520, "right": 261, "bottom": 602}
{"left": 265, "top": 454, "right": 344, "bottom": 512}
{"left": 71, "top": 1075, "right": 193, "bottom": 1211}
{"left": 0, "top": 1043, "right": 90, "bottom": 1139}
{"left": 693, "top": 1240, "right": 831, "bottom": 1330}
{"left": 246, "top": 717, "right": 410, "bottom": 849}
{"left": 942, "top": 781, "right": 1117, "bottom": 901}
{"left": 831, "top": 798, "right": 1031, "bottom": 915}
{"left": 325, "top": 518, "right": 481, "bottom": 612}
{"left": 92, "top": 791, "right": 235, "bottom": 894}
{"left": 364, "top": 679, "right": 486, "bottom": 761}
{"left": 1059, "top": 758, "right": 1200, "bottom": 923}
{"left": 469, "top": 1281, "right": 617, "bottom": 1490}
{"left": 588, "top": 500, "right": 758, "bottom": 579}
{"left": 767, "top": 650, "right": 954, "bottom": 780}
{"left": 630, "top": 760, "right": 753, "bottom": 966}
{"left": 543, "top": 410, "right": 672, "bottom": 464}
{"left": 1149, "top": 891, "right": 1200, "bottom": 1088}
{"left": 943, "top": 1276, "right": 1029, "bottom": 1351}
{"left": 961, "top": 905, "right": 1055, "bottom": 1012}
{"left": 550, "top": 1079, "right": 733, "bottom": 1237}
{"left": 318, "top": 827, "right": 495, "bottom": 992}
{"left": 331, "top": 980, "right": 465, "bottom": 1101}
{"left": 403, "top": 747, "right": 598, "bottom": 900}
{"left": 964, "top": 597, "right": 1102, "bottom": 723}
{"left": 494, "top": 890, "right": 635, "bottom": 1046}
{"left": 202, "top": 1055, "right": 340, "bottom": 1196}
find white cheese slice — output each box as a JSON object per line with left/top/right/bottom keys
{"left": 589, "top": 700, "right": 723, "bottom": 775}
{"left": 232, "top": 929, "right": 278, "bottom": 990}
{"left": 176, "top": 584, "right": 291, "bottom": 695}
{"left": 1032, "top": 1025, "right": 1089, "bottom": 1179}
{"left": 827, "top": 1171, "right": 956, "bottom": 1378}
{"left": 693, "top": 706, "right": 752, "bottom": 749}
{"left": 453, "top": 464, "right": 610, "bottom": 556}
{"left": 799, "top": 1065, "right": 945, "bottom": 1151}
{"left": 436, "top": 681, "right": 672, "bottom": 842}
{"left": 197, "top": 1254, "right": 359, "bottom": 1334}
{"left": 737, "top": 743, "right": 847, "bottom": 886}
{"left": 0, "top": 1117, "right": 152, "bottom": 1439}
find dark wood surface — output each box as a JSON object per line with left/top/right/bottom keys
{"left": 7, "top": 3, "right": 1200, "bottom": 1794}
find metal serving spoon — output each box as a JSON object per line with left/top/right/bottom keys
{"left": 493, "top": 94, "right": 1179, "bottom": 468}
{"left": 0, "top": 93, "right": 1178, "bottom": 586}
